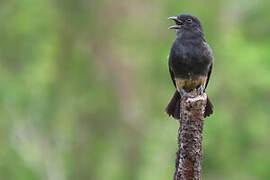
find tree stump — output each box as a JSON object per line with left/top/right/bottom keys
{"left": 174, "top": 91, "right": 207, "bottom": 180}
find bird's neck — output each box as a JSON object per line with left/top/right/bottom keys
{"left": 176, "top": 28, "right": 205, "bottom": 42}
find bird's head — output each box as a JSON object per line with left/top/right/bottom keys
{"left": 168, "top": 14, "right": 202, "bottom": 32}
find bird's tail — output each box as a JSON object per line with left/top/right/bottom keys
{"left": 165, "top": 91, "right": 214, "bottom": 119}
{"left": 204, "top": 97, "right": 213, "bottom": 117}
{"left": 165, "top": 91, "right": 181, "bottom": 120}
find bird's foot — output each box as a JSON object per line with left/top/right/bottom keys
{"left": 197, "top": 85, "right": 205, "bottom": 95}
{"left": 179, "top": 88, "right": 194, "bottom": 98}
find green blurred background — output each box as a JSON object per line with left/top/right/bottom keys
{"left": 1, "top": 0, "right": 270, "bottom": 179}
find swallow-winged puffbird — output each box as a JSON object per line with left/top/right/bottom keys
{"left": 165, "top": 14, "right": 213, "bottom": 119}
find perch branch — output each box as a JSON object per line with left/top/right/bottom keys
{"left": 174, "top": 90, "right": 207, "bottom": 180}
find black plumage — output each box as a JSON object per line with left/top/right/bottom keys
{"left": 165, "top": 14, "right": 214, "bottom": 119}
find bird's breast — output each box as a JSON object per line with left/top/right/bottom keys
{"left": 169, "top": 40, "right": 211, "bottom": 79}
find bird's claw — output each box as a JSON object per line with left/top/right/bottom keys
{"left": 179, "top": 88, "right": 194, "bottom": 98}
{"left": 197, "top": 85, "right": 204, "bottom": 95}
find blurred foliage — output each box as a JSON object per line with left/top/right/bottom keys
{"left": 0, "top": 0, "right": 270, "bottom": 179}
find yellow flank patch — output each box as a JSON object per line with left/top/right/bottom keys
{"left": 175, "top": 76, "right": 207, "bottom": 92}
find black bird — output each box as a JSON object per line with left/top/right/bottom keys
{"left": 165, "top": 14, "right": 213, "bottom": 119}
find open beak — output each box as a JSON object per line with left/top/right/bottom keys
{"left": 168, "top": 16, "right": 183, "bottom": 29}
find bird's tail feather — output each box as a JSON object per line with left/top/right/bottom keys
{"left": 204, "top": 97, "right": 213, "bottom": 117}
{"left": 165, "top": 91, "right": 213, "bottom": 119}
{"left": 165, "top": 91, "right": 181, "bottom": 120}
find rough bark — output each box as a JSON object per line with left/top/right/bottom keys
{"left": 174, "top": 90, "right": 207, "bottom": 180}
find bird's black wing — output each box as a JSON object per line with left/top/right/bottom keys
{"left": 203, "top": 41, "right": 213, "bottom": 90}
{"left": 204, "top": 63, "right": 214, "bottom": 117}
{"left": 205, "top": 63, "right": 212, "bottom": 90}
{"left": 169, "top": 67, "right": 176, "bottom": 88}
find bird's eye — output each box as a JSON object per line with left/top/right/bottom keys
{"left": 186, "top": 19, "right": 192, "bottom": 23}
